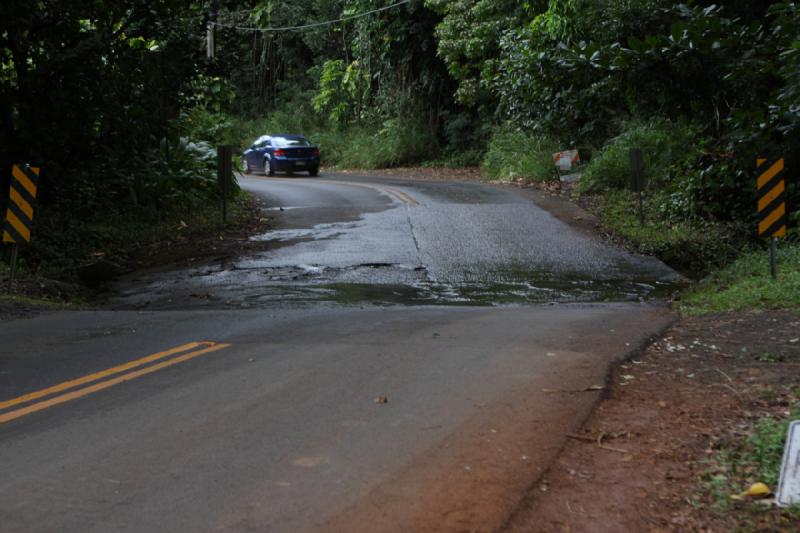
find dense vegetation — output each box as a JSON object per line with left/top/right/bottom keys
{"left": 1, "top": 0, "right": 799, "bottom": 279}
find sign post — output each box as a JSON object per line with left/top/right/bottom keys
{"left": 777, "top": 421, "right": 800, "bottom": 506}
{"left": 217, "top": 145, "right": 232, "bottom": 224}
{"left": 3, "top": 164, "right": 40, "bottom": 292}
{"left": 756, "top": 157, "right": 787, "bottom": 279}
{"left": 629, "top": 148, "right": 646, "bottom": 226}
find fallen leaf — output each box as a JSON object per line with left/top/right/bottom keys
{"left": 730, "top": 482, "right": 771, "bottom": 500}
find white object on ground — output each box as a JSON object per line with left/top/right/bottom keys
{"left": 777, "top": 420, "right": 800, "bottom": 506}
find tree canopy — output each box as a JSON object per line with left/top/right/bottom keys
{"left": 1, "top": 0, "right": 798, "bottom": 232}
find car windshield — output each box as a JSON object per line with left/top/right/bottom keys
{"left": 272, "top": 136, "right": 311, "bottom": 148}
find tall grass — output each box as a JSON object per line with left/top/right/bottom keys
{"left": 316, "top": 117, "right": 437, "bottom": 168}
{"left": 481, "top": 129, "right": 559, "bottom": 182}
{"left": 580, "top": 119, "right": 697, "bottom": 192}
{"left": 679, "top": 242, "right": 800, "bottom": 314}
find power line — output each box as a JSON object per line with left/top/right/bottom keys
{"left": 210, "top": 0, "right": 412, "bottom": 33}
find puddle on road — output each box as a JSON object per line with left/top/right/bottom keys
{"left": 107, "top": 261, "right": 684, "bottom": 310}
{"left": 231, "top": 278, "right": 678, "bottom": 308}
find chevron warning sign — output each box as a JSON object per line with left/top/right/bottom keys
{"left": 757, "top": 158, "right": 787, "bottom": 238}
{"left": 3, "top": 164, "right": 39, "bottom": 244}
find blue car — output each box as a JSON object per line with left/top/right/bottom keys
{"left": 242, "top": 134, "right": 320, "bottom": 176}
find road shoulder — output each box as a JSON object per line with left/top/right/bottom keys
{"left": 318, "top": 304, "right": 674, "bottom": 532}
{"left": 505, "top": 310, "right": 800, "bottom": 532}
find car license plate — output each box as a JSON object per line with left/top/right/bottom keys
{"left": 295, "top": 161, "right": 306, "bottom": 167}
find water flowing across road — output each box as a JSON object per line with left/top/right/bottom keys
{"left": 106, "top": 174, "right": 682, "bottom": 309}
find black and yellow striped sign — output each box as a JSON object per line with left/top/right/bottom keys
{"left": 757, "top": 158, "right": 787, "bottom": 238}
{"left": 2, "top": 164, "right": 39, "bottom": 244}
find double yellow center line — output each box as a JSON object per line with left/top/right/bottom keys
{"left": 0, "top": 341, "right": 230, "bottom": 424}
{"left": 332, "top": 180, "right": 419, "bottom": 206}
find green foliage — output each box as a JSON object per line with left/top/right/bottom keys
{"left": 4, "top": 0, "right": 799, "bottom": 285}
{"left": 755, "top": 351, "right": 785, "bottom": 363}
{"left": 426, "top": 0, "right": 526, "bottom": 107}
{"left": 580, "top": 120, "right": 697, "bottom": 193}
{"left": 596, "top": 191, "right": 745, "bottom": 277}
{"left": 313, "top": 60, "right": 351, "bottom": 125}
{"left": 178, "top": 108, "right": 245, "bottom": 147}
{"left": 679, "top": 242, "right": 800, "bottom": 315}
{"left": 186, "top": 75, "right": 237, "bottom": 112}
{"left": 492, "top": 1, "right": 799, "bottom": 224}
{"left": 495, "top": 2, "right": 770, "bottom": 140}
{"left": 311, "top": 58, "right": 371, "bottom": 126}
{"left": 21, "top": 191, "right": 259, "bottom": 283}
{"left": 702, "top": 406, "right": 800, "bottom": 518}
{"left": 317, "top": 116, "right": 438, "bottom": 169}
{"left": 529, "top": 0, "right": 590, "bottom": 41}
{"left": 481, "top": 129, "right": 558, "bottom": 182}
{"left": 771, "top": 3, "right": 800, "bottom": 138}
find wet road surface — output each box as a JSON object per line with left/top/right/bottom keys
{"left": 105, "top": 174, "right": 681, "bottom": 309}
{"left": 1, "top": 172, "right": 681, "bottom": 532}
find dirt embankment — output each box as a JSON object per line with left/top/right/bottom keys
{"left": 506, "top": 311, "right": 800, "bottom": 532}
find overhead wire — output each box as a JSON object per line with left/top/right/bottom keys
{"left": 210, "top": 0, "right": 412, "bottom": 33}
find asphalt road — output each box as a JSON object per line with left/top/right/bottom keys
{"left": 0, "top": 173, "right": 679, "bottom": 532}
{"left": 105, "top": 174, "right": 680, "bottom": 309}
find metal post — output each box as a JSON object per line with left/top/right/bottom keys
{"left": 8, "top": 243, "right": 18, "bottom": 292}
{"left": 771, "top": 237, "right": 777, "bottom": 279}
{"left": 206, "top": 22, "right": 215, "bottom": 59}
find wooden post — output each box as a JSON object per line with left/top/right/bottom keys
{"left": 218, "top": 145, "right": 232, "bottom": 224}
{"left": 629, "top": 148, "right": 646, "bottom": 226}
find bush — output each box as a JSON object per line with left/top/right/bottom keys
{"left": 178, "top": 108, "right": 244, "bottom": 147}
{"left": 679, "top": 241, "right": 800, "bottom": 314}
{"left": 597, "top": 190, "right": 746, "bottom": 277}
{"left": 580, "top": 119, "right": 697, "bottom": 193}
{"left": 316, "top": 116, "right": 438, "bottom": 169}
{"left": 481, "top": 128, "right": 559, "bottom": 182}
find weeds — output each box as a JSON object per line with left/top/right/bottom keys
{"left": 679, "top": 242, "right": 800, "bottom": 315}
{"left": 592, "top": 191, "right": 745, "bottom": 277}
{"left": 756, "top": 352, "right": 786, "bottom": 363}
{"left": 3, "top": 192, "right": 261, "bottom": 283}
{"left": 701, "top": 405, "right": 800, "bottom": 523}
{"left": 481, "top": 128, "right": 559, "bottom": 182}
{"left": 316, "top": 117, "right": 437, "bottom": 169}
{"left": 580, "top": 119, "right": 697, "bottom": 193}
